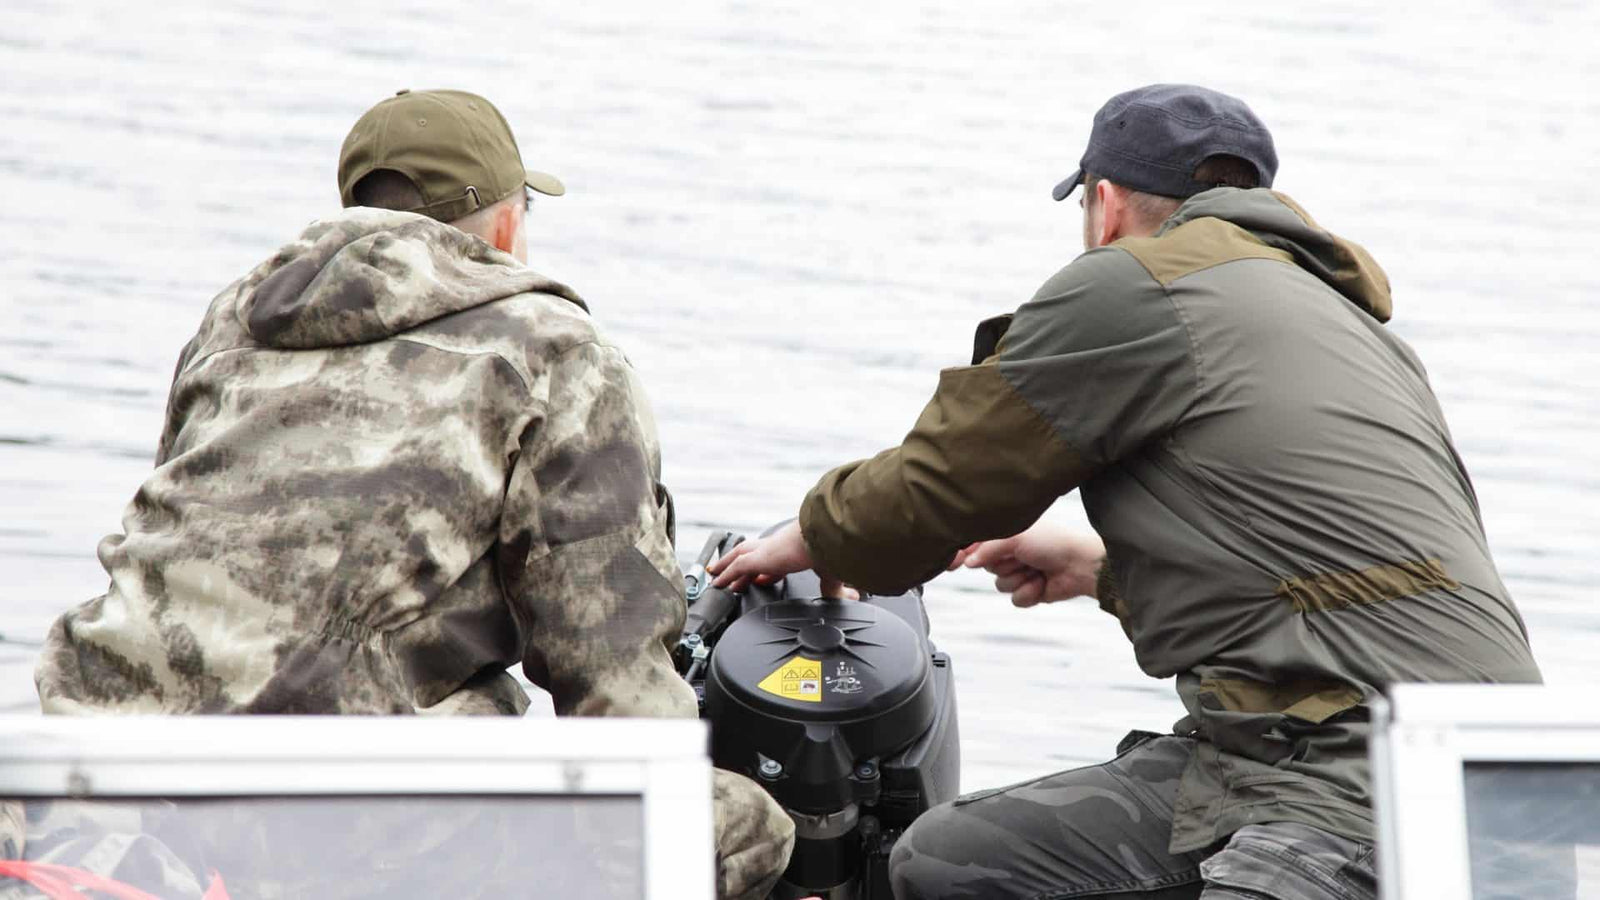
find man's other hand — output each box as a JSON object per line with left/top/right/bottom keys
{"left": 708, "top": 520, "right": 856, "bottom": 598}
{"left": 958, "top": 523, "right": 1106, "bottom": 607}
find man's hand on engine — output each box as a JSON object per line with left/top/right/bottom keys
{"left": 957, "top": 522, "right": 1106, "bottom": 608}
{"left": 708, "top": 520, "right": 857, "bottom": 599}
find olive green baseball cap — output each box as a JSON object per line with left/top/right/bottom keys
{"left": 337, "top": 89, "right": 565, "bottom": 222}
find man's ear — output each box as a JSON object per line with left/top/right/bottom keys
{"left": 1096, "top": 179, "right": 1127, "bottom": 247}
{"left": 490, "top": 201, "right": 518, "bottom": 255}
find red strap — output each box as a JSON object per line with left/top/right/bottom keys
{"left": 0, "top": 861, "right": 79, "bottom": 899}
{"left": 202, "top": 869, "right": 231, "bottom": 900}
{"left": 0, "top": 859, "right": 233, "bottom": 899}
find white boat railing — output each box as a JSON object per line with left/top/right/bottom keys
{"left": 0, "top": 715, "right": 714, "bottom": 900}
{"left": 1372, "top": 683, "right": 1600, "bottom": 900}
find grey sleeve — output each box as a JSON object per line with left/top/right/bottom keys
{"left": 997, "top": 248, "right": 1200, "bottom": 467}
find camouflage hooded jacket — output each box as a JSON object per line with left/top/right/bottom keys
{"left": 36, "top": 208, "right": 694, "bottom": 719}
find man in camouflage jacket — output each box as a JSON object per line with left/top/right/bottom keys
{"left": 23, "top": 90, "right": 793, "bottom": 899}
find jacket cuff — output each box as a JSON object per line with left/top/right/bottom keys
{"left": 798, "top": 480, "right": 953, "bottom": 597}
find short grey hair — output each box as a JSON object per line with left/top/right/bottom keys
{"left": 1085, "top": 154, "right": 1264, "bottom": 229}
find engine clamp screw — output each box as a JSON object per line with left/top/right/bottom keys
{"left": 855, "top": 761, "right": 878, "bottom": 779}
{"left": 758, "top": 759, "right": 783, "bottom": 779}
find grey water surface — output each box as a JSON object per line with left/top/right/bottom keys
{"left": 2, "top": 0, "right": 1597, "bottom": 795}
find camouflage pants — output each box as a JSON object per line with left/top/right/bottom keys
{"left": 716, "top": 769, "right": 796, "bottom": 900}
{"left": 889, "top": 735, "right": 1376, "bottom": 900}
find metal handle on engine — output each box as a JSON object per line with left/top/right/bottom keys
{"left": 678, "top": 531, "right": 745, "bottom": 678}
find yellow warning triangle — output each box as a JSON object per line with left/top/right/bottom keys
{"left": 757, "top": 655, "right": 822, "bottom": 703}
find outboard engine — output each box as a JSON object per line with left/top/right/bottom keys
{"left": 677, "top": 529, "right": 960, "bottom": 900}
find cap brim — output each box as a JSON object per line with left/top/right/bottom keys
{"left": 1051, "top": 169, "right": 1083, "bottom": 201}
{"left": 525, "top": 168, "right": 565, "bottom": 197}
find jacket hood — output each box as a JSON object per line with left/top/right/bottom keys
{"left": 1158, "top": 188, "right": 1393, "bottom": 322}
{"left": 236, "top": 208, "right": 586, "bottom": 349}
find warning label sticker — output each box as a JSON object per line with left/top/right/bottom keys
{"left": 757, "top": 656, "right": 822, "bottom": 703}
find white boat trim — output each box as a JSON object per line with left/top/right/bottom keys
{"left": 1372, "top": 683, "right": 1600, "bottom": 900}
{"left": 0, "top": 715, "right": 714, "bottom": 900}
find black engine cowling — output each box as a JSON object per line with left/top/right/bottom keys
{"left": 683, "top": 552, "right": 959, "bottom": 900}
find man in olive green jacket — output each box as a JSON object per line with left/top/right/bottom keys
{"left": 711, "top": 85, "right": 1541, "bottom": 899}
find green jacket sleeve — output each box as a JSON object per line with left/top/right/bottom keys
{"left": 799, "top": 247, "right": 1195, "bottom": 595}
{"left": 497, "top": 341, "right": 696, "bottom": 718}
{"left": 800, "top": 359, "right": 1091, "bottom": 595}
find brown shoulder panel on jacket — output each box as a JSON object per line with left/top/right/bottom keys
{"left": 1114, "top": 216, "right": 1294, "bottom": 287}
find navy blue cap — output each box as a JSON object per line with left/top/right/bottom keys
{"left": 1053, "top": 84, "right": 1278, "bottom": 201}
